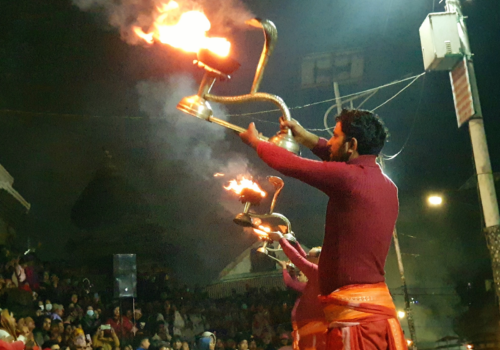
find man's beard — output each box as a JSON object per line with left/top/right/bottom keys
{"left": 329, "top": 149, "right": 350, "bottom": 162}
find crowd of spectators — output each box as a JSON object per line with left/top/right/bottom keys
{"left": 0, "top": 250, "right": 298, "bottom": 350}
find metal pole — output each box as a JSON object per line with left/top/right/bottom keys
{"left": 380, "top": 157, "right": 417, "bottom": 348}
{"left": 393, "top": 228, "right": 417, "bottom": 349}
{"left": 334, "top": 82, "right": 342, "bottom": 114}
{"left": 445, "top": 0, "right": 500, "bottom": 303}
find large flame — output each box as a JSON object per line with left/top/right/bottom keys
{"left": 133, "top": 1, "right": 231, "bottom": 57}
{"left": 224, "top": 178, "right": 266, "bottom": 198}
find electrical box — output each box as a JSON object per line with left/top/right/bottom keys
{"left": 419, "top": 12, "right": 463, "bottom": 71}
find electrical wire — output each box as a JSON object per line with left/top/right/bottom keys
{"left": 382, "top": 74, "right": 426, "bottom": 160}
{"left": 371, "top": 73, "right": 425, "bottom": 112}
{"left": 225, "top": 73, "right": 426, "bottom": 118}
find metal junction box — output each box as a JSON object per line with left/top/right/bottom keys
{"left": 419, "top": 12, "right": 463, "bottom": 71}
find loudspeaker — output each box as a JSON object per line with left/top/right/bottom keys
{"left": 113, "top": 254, "right": 137, "bottom": 298}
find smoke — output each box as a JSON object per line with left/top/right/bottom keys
{"left": 133, "top": 75, "right": 258, "bottom": 282}
{"left": 71, "top": 0, "right": 254, "bottom": 45}
{"left": 136, "top": 74, "right": 249, "bottom": 181}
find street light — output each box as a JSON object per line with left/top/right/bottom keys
{"left": 397, "top": 310, "right": 406, "bottom": 319}
{"left": 427, "top": 195, "right": 443, "bottom": 206}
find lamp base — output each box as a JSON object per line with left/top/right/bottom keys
{"left": 177, "top": 95, "right": 213, "bottom": 121}
{"left": 269, "top": 133, "right": 300, "bottom": 155}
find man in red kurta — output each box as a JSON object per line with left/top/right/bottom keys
{"left": 240, "top": 109, "right": 406, "bottom": 350}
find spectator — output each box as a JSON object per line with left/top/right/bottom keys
{"left": 197, "top": 332, "right": 216, "bottom": 350}
{"left": 106, "top": 308, "right": 132, "bottom": 340}
{"left": 34, "top": 316, "right": 51, "bottom": 346}
{"left": 52, "top": 305, "right": 64, "bottom": 322}
{"left": 92, "top": 327, "right": 120, "bottom": 350}
{"left": 276, "top": 334, "right": 291, "bottom": 350}
{"left": 81, "top": 307, "right": 100, "bottom": 335}
{"left": 170, "top": 337, "right": 182, "bottom": 350}
{"left": 135, "top": 338, "right": 149, "bottom": 350}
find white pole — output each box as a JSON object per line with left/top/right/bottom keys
{"left": 445, "top": 0, "right": 500, "bottom": 303}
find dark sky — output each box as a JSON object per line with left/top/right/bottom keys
{"left": 1, "top": 0, "right": 500, "bottom": 343}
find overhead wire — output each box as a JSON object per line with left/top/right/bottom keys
{"left": 225, "top": 73, "right": 426, "bottom": 118}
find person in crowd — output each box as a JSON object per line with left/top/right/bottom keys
{"left": 49, "top": 321, "right": 62, "bottom": 344}
{"left": 106, "top": 307, "right": 132, "bottom": 340}
{"left": 92, "top": 327, "right": 120, "bottom": 350}
{"left": 214, "top": 338, "right": 225, "bottom": 350}
{"left": 51, "top": 305, "right": 64, "bottom": 322}
{"left": 171, "top": 307, "right": 184, "bottom": 338}
{"left": 277, "top": 334, "right": 291, "bottom": 350}
{"left": 198, "top": 332, "right": 216, "bottom": 350}
{"left": 239, "top": 110, "right": 405, "bottom": 350}
{"left": 45, "top": 301, "right": 53, "bottom": 316}
{"left": 0, "top": 310, "right": 18, "bottom": 343}
{"left": 135, "top": 338, "right": 150, "bottom": 350}
{"left": 248, "top": 338, "right": 257, "bottom": 350}
{"left": 170, "top": 337, "right": 182, "bottom": 350}
{"left": 260, "top": 333, "right": 274, "bottom": 350}
{"left": 34, "top": 316, "right": 51, "bottom": 346}
{"left": 42, "top": 340, "right": 61, "bottom": 350}
{"left": 235, "top": 336, "right": 248, "bottom": 350}
{"left": 181, "top": 341, "right": 189, "bottom": 350}
{"left": 81, "top": 306, "right": 100, "bottom": 335}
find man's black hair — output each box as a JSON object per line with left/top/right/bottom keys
{"left": 335, "top": 109, "right": 388, "bottom": 156}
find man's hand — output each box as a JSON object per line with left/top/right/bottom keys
{"left": 278, "top": 261, "right": 288, "bottom": 270}
{"left": 268, "top": 231, "right": 284, "bottom": 242}
{"left": 280, "top": 117, "right": 319, "bottom": 150}
{"left": 240, "top": 123, "right": 261, "bottom": 150}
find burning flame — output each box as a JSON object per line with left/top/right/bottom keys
{"left": 133, "top": 1, "right": 231, "bottom": 57}
{"left": 253, "top": 225, "right": 271, "bottom": 238}
{"left": 224, "top": 178, "right": 266, "bottom": 198}
{"left": 213, "top": 173, "right": 225, "bottom": 177}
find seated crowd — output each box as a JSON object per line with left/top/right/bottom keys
{"left": 0, "top": 252, "right": 298, "bottom": 350}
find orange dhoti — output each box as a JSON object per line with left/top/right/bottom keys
{"left": 318, "top": 283, "right": 408, "bottom": 350}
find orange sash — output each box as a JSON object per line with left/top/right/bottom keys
{"left": 319, "top": 283, "right": 407, "bottom": 350}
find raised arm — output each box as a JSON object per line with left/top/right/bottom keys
{"left": 279, "top": 237, "right": 317, "bottom": 279}
{"left": 281, "top": 264, "right": 306, "bottom": 293}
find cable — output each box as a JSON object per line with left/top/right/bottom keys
{"left": 225, "top": 73, "right": 426, "bottom": 118}
{"left": 371, "top": 73, "right": 425, "bottom": 112}
{"left": 382, "top": 74, "right": 426, "bottom": 160}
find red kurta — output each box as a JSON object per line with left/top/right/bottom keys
{"left": 257, "top": 139, "right": 398, "bottom": 295}
{"left": 280, "top": 238, "right": 325, "bottom": 350}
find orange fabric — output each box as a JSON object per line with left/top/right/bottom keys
{"left": 319, "top": 283, "right": 407, "bottom": 350}
{"left": 292, "top": 320, "right": 328, "bottom": 350}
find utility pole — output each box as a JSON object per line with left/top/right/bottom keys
{"left": 444, "top": 0, "right": 500, "bottom": 304}
{"left": 393, "top": 228, "right": 417, "bottom": 349}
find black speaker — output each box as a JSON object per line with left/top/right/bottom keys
{"left": 113, "top": 254, "right": 137, "bottom": 298}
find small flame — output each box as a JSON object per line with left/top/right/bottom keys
{"left": 214, "top": 173, "right": 225, "bottom": 177}
{"left": 133, "top": 0, "right": 231, "bottom": 57}
{"left": 253, "top": 225, "right": 271, "bottom": 238}
{"left": 224, "top": 178, "right": 266, "bottom": 198}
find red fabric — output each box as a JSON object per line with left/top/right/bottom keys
{"left": 326, "top": 319, "right": 399, "bottom": 350}
{"left": 106, "top": 317, "right": 133, "bottom": 338}
{"left": 280, "top": 238, "right": 325, "bottom": 350}
{"left": 0, "top": 341, "right": 24, "bottom": 350}
{"left": 257, "top": 139, "right": 399, "bottom": 295}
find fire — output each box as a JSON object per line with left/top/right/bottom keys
{"left": 224, "top": 178, "right": 266, "bottom": 198}
{"left": 253, "top": 225, "right": 271, "bottom": 238}
{"left": 132, "top": 1, "right": 231, "bottom": 57}
{"left": 213, "top": 173, "right": 225, "bottom": 177}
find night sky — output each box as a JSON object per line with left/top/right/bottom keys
{"left": 1, "top": 0, "right": 500, "bottom": 344}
